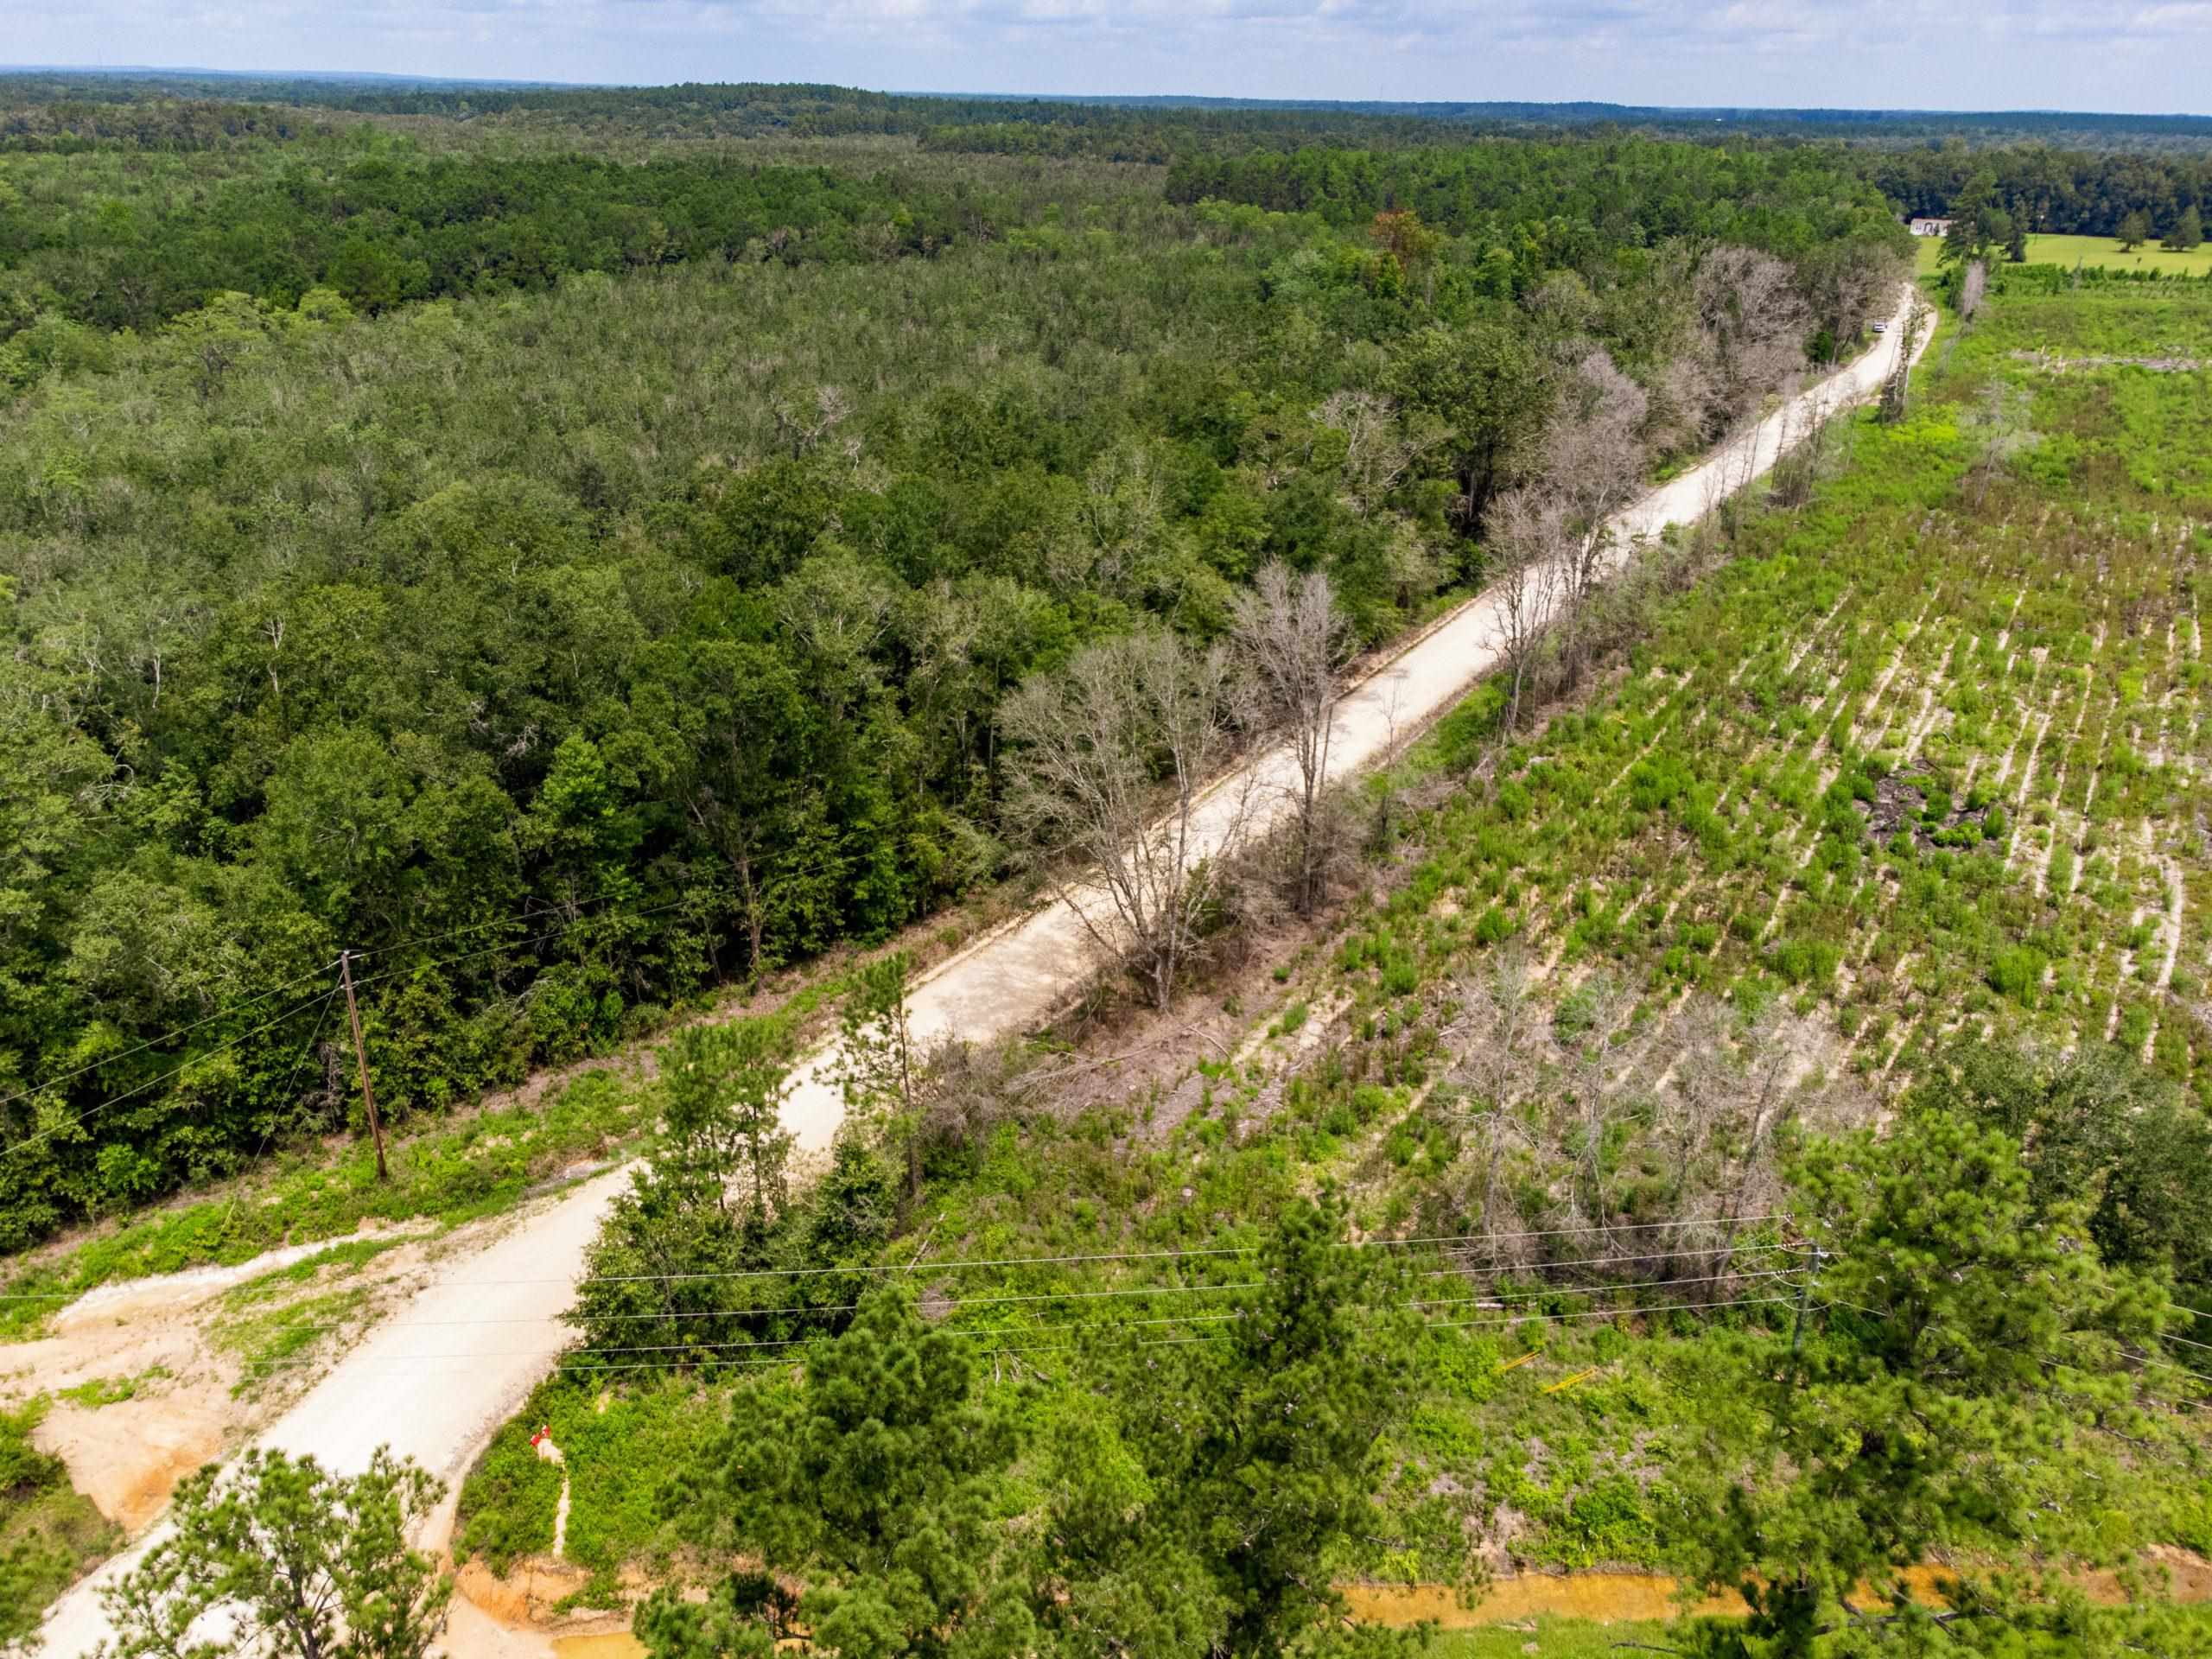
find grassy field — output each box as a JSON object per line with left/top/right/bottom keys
{"left": 451, "top": 282, "right": 2212, "bottom": 1611}
{"left": 1917, "top": 230, "right": 2212, "bottom": 277}
{"left": 1351, "top": 291, "right": 2212, "bottom": 1103}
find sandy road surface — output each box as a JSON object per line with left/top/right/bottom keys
{"left": 36, "top": 291, "right": 1925, "bottom": 1656}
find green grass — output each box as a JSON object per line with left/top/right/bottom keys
{"left": 456, "top": 1370, "right": 720, "bottom": 1576}
{"left": 204, "top": 1236, "right": 429, "bottom": 1394}
{"left": 212, "top": 1287, "right": 372, "bottom": 1396}
{"left": 1342, "top": 289, "right": 2212, "bottom": 1103}
{"left": 0, "top": 1398, "right": 119, "bottom": 1643}
{"left": 1917, "top": 232, "right": 2212, "bottom": 278}
{"left": 220, "top": 1238, "right": 403, "bottom": 1306}
{"left": 0, "top": 1066, "right": 645, "bottom": 1340}
{"left": 54, "top": 1365, "right": 172, "bottom": 1408}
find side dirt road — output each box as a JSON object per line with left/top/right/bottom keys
{"left": 34, "top": 291, "right": 1929, "bottom": 1658}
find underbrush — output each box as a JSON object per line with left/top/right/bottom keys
{"left": 0, "top": 1068, "right": 643, "bottom": 1339}
{"left": 0, "top": 1398, "right": 118, "bottom": 1644}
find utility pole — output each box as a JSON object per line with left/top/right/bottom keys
{"left": 1789, "top": 1248, "right": 1830, "bottom": 1370}
{"left": 339, "top": 950, "right": 388, "bottom": 1182}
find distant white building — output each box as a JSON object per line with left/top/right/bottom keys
{"left": 1909, "top": 217, "right": 1954, "bottom": 238}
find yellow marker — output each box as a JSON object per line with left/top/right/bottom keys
{"left": 1499, "top": 1350, "right": 1543, "bottom": 1374}
{"left": 1542, "top": 1365, "right": 1603, "bottom": 1395}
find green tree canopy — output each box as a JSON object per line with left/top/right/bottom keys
{"left": 99, "top": 1447, "right": 449, "bottom": 1659}
{"left": 1673, "top": 1112, "right": 2172, "bottom": 1659}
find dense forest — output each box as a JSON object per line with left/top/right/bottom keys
{"left": 10, "top": 73, "right": 2212, "bottom": 151}
{"left": 1867, "top": 143, "right": 2212, "bottom": 238}
{"left": 0, "top": 140, "right": 985, "bottom": 332}
{"left": 0, "top": 87, "right": 1929, "bottom": 1249}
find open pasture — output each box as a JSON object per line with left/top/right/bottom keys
{"left": 1917, "top": 231, "right": 2212, "bottom": 277}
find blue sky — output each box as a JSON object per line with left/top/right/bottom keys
{"left": 13, "top": 0, "right": 2211, "bottom": 114}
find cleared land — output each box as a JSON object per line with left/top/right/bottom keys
{"left": 1916, "top": 230, "right": 2212, "bottom": 276}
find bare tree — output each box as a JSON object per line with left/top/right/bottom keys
{"left": 1964, "top": 379, "right": 2038, "bottom": 507}
{"left": 1544, "top": 350, "right": 1650, "bottom": 680}
{"left": 1765, "top": 390, "right": 1840, "bottom": 510}
{"left": 1230, "top": 563, "right": 1355, "bottom": 914}
{"left": 1000, "top": 629, "right": 1255, "bottom": 1011}
{"left": 1442, "top": 947, "right": 1543, "bottom": 1242}
{"left": 1958, "top": 257, "right": 1989, "bottom": 325}
{"left": 1692, "top": 246, "right": 1811, "bottom": 438}
{"left": 1878, "top": 292, "right": 1932, "bottom": 426}
{"left": 1313, "top": 390, "right": 1434, "bottom": 517}
{"left": 1482, "top": 484, "right": 1569, "bottom": 734}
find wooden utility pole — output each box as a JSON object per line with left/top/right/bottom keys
{"left": 338, "top": 950, "right": 388, "bottom": 1181}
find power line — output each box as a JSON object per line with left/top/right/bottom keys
{"left": 0, "top": 888, "right": 715, "bottom": 1172}
{"left": 238, "top": 1309, "right": 1258, "bottom": 1369}
{"left": 0, "top": 980, "right": 346, "bottom": 1163}
{"left": 222, "top": 981, "right": 346, "bottom": 1230}
{"left": 0, "top": 957, "right": 340, "bottom": 1116}
{"left": 0, "top": 881, "right": 731, "bottom": 1131}
{"left": 1816, "top": 1300, "right": 2212, "bottom": 1399}
{"left": 1409, "top": 1268, "right": 1793, "bottom": 1310}
{"left": 429, "top": 1216, "right": 1793, "bottom": 1291}
{"left": 271, "top": 1293, "right": 1813, "bottom": 1380}
{"left": 0, "top": 1217, "right": 1795, "bottom": 1307}
{"left": 227, "top": 1265, "right": 1803, "bottom": 1370}
{"left": 227, "top": 1255, "right": 1804, "bottom": 1341}
{"left": 1424, "top": 1294, "right": 1798, "bottom": 1334}
{"left": 346, "top": 880, "right": 729, "bottom": 965}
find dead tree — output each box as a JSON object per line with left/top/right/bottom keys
{"left": 1958, "top": 257, "right": 1989, "bottom": 325}
{"left": 1693, "top": 246, "right": 1811, "bottom": 439}
{"left": 1545, "top": 350, "right": 1650, "bottom": 682}
{"left": 1766, "top": 390, "right": 1839, "bottom": 511}
{"left": 1313, "top": 390, "right": 1432, "bottom": 518}
{"left": 1878, "top": 293, "right": 1932, "bottom": 426}
{"left": 1001, "top": 629, "right": 1255, "bottom": 1012}
{"left": 1230, "top": 563, "right": 1355, "bottom": 914}
{"left": 1965, "top": 379, "right": 2037, "bottom": 507}
{"left": 1482, "top": 484, "right": 1569, "bottom": 734}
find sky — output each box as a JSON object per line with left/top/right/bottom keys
{"left": 11, "top": 0, "right": 2212, "bottom": 115}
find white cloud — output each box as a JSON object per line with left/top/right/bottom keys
{"left": 8, "top": 0, "right": 2209, "bottom": 111}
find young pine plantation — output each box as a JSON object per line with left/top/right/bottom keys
{"left": 436, "top": 284, "right": 2212, "bottom": 1655}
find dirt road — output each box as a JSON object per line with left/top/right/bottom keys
{"left": 35, "top": 290, "right": 1927, "bottom": 1657}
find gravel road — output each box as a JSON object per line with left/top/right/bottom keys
{"left": 36, "top": 289, "right": 1926, "bottom": 1657}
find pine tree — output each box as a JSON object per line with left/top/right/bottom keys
{"left": 101, "top": 1449, "right": 449, "bottom": 1659}
{"left": 638, "top": 1287, "right": 1027, "bottom": 1659}
{"left": 833, "top": 951, "right": 928, "bottom": 1205}
{"left": 1673, "top": 1113, "right": 2172, "bottom": 1659}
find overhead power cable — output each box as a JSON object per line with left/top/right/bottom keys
{"left": 226, "top": 1255, "right": 1802, "bottom": 1341}
{"left": 0, "top": 957, "right": 341, "bottom": 1116}
{"left": 1, "top": 979, "right": 346, "bottom": 1162}
{"left": 423, "top": 1215, "right": 1793, "bottom": 1292}
{"left": 228, "top": 1265, "right": 1802, "bottom": 1372}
